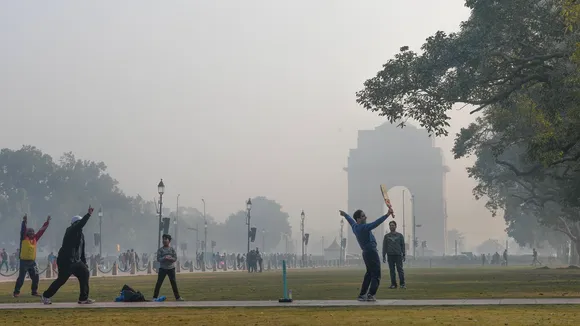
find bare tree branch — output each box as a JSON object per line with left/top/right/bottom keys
{"left": 558, "top": 216, "right": 578, "bottom": 241}
{"left": 496, "top": 159, "right": 541, "bottom": 176}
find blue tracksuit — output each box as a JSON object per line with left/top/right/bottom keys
{"left": 343, "top": 213, "right": 389, "bottom": 296}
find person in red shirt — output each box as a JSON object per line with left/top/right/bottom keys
{"left": 13, "top": 214, "right": 50, "bottom": 297}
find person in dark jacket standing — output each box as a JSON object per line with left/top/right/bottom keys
{"left": 382, "top": 220, "right": 406, "bottom": 289}
{"left": 41, "top": 206, "right": 94, "bottom": 305}
{"left": 340, "top": 206, "right": 393, "bottom": 302}
{"left": 153, "top": 234, "right": 184, "bottom": 301}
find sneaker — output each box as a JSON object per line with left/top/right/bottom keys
{"left": 400, "top": 285, "right": 406, "bottom": 289}
{"left": 176, "top": 297, "right": 185, "bottom": 301}
{"left": 12, "top": 293, "right": 19, "bottom": 298}
{"left": 78, "top": 298, "right": 96, "bottom": 304}
{"left": 389, "top": 285, "right": 397, "bottom": 289}
{"left": 41, "top": 295, "right": 52, "bottom": 305}
{"left": 153, "top": 296, "right": 166, "bottom": 302}
{"left": 366, "top": 295, "right": 377, "bottom": 302}
{"left": 31, "top": 292, "right": 40, "bottom": 297}
{"left": 357, "top": 295, "right": 367, "bottom": 301}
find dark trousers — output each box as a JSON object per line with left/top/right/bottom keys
{"left": 387, "top": 255, "right": 405, "bottom": 286}
{"left": 43, "top": 261, "right": 90, "bottom": 301}
{"left": 14, "top": 260, "right": 39, "bottom": 294}
{"left": 360, "top": 250, "right": 381, "bottom": 296}
{"left": 153, "top": 268, "right": 180, "bottom": 299}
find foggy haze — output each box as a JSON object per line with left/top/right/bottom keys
{"left": 0, "top": 1, "right": 507, "bottom": 251}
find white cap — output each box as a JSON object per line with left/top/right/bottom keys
{"left": 71, "top": 216, "right": 82, "bottom": 224}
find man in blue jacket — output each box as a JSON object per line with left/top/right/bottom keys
{"left": 340, "top": 206, "right": 393, "bottom": 301}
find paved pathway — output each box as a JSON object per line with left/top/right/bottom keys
{"left": 2, "top": 298, "right": 580, "bottom": 309}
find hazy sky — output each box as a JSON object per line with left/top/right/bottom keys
{"left": 0, "top": 0, "right": 507, "bottom": 249}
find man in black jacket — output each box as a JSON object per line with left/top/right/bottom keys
{"left": 41, "top": 206, "right": 94, "bottom": 304}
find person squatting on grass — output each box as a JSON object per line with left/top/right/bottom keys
{"left": 382, "top": 220, "right": 406, "bottom": 289}
{"left": 41, "top": 206, "right": 95, "bottom": 305}
{"left": 340, "top": 206, "right": 393, "bottom": 301}
{"left": 153, "top": 234, "right": 184, "bottom": 301}
{"left": 13, "top": 214, "right": 51, "bottom": 297}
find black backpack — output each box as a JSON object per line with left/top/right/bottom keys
{"left": 121, "top": 284, "right": 147, "bottom": 302}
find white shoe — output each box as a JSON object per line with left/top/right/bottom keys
{"left": 41, "top": 295, "right": 52, "bottom": 305}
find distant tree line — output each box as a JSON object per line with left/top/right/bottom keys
{"left": 0, "top": 146, "right": 292, "bottom": 256}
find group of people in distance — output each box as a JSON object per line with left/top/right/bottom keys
{"left": 340, "top": 205, "right": 406, "bottom": 302}
{"left": 12, "top": 206, "right": 183, "bottom": 304}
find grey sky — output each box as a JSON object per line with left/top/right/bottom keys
{"left": 0, "top": 1, "right": 506, "bottom": 249}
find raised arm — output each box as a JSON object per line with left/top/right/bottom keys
{"left": 20, "top": 215, "right": 27, "bottom": 241}
{"left": 71, "top": 207, "right": 94, "bottom": 231}
{"left": 34, "top": 216, "right": 51, "bottom": 241}
{"left": 365, "top": 214, "right": 389, "bottom": 231}
{"left": 339, "top": 210, "right": 356, "bottom": 227}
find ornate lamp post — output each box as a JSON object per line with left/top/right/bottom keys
{"left": 98, "top": 208, "right": 103, "bottom": 258}
{"left": 300, "top": 210, "right": 305, "bottom": 267}
{"left": 340, "top": 219, "right": 344, "bottom": 265}
{"left": 175, "top": 194, "right": 180, "bottom": 249}
{"left": 157, "top": 179, "right": 165, "bottom": 249}
{"left": 246, "top": 198, "right": 252, "bottom": 254}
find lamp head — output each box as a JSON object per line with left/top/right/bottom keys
{"left": 158, "top": 179, "right": 165, "bottom": 195}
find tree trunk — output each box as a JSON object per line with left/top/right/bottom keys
{"left": 572, "top": 241, "right": 580, "bottom": 266}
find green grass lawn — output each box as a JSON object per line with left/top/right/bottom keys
{"left": 2, "top": 266, "right": 580, "bottom": 303}
{"left": 4, "top": 306, "right": 579, "bottom": 325}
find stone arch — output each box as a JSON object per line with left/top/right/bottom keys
{"left": 344, "top": 122, "right": 449, "bottom": 255}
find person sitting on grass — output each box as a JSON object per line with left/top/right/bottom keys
{"left": 339, "top": 206, "right": 393, "bottom": 302}
{"left": 153, "top": 234, "right": 184, "bottom": 301}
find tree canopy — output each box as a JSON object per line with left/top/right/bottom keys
{"left": 356, "top": 0, "right": 580, "bottom": 257}
{"left": 0, "top": 145, "right": 293, "bottom": 256}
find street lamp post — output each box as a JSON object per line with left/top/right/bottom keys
{"left": 262, "top": 229, "right": 266, "bottom": 252}
{"left": 201, "top": 199, "right": 207, "bottom": 257}
{"left": 98, "top": 208, "right": 103, "bottom": 259}
{"left": 175, "top": 194, "right": 180, "bottom": 250}
{"left": 157, "top": 179, "right": 165, "bottom": 249}
{"left": 246, "top": 198, "right": 252, "bottom": 255}
{"left": 340, "top": 219, "right": 344, "bottom": 266}
{"left": 402, "top": 190, "right": 406, "bottom": 241}
{"left": 412, "top": 194, "right": 416, "bottom": 258}
{"left": 321, "top": 236, "right": 325, "bottom": 256}
{"left": 300, "top": 210, "right": 305, "bottom": 267}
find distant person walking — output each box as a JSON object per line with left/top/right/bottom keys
{"left": 532, "top": 248, "right": 541, "bottom": 266}
{"left": 153, "top": 234, "right": 184, "bottom": 301}
{"left": 382, "top": 221, "right": 406, "bottom": 289}
{"left": 339, "top": 206, "right": 393, "bottom": 302}
{"left": 41, "top": 206, "right": 94, "bottom": 305}
{"left": 503, "top": 249, "right": 508, "bottom": 266}
{"left": 0, "top": 249, "right": 8, "bottom": 273}
{"left": 14, "top": 214, "right": 51, "bottom": 297}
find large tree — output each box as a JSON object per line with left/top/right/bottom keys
{"left": 355, "top": 0, "right": 580, "bottom": 259}
{"left": 356, "top": 0, "right": 577, "bottom": 138}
